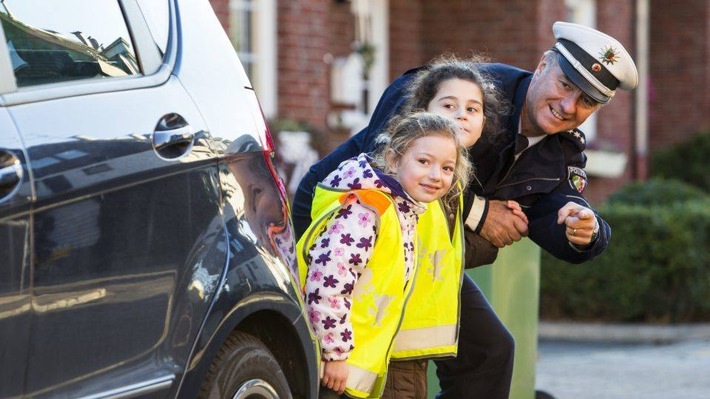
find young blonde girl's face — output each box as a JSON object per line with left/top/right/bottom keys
{"left": 426, "top": 78, "right": 485, "bottom": 148}
{"left": 387, "top": 133, "right": 457, "bottom": 203}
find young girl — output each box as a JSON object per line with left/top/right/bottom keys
{"left": 381, "top": 55, "right": 526, "bottom": 399}
{"left": 296, "top": 112, "right": 472, "bottom": 398}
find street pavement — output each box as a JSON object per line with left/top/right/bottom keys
{"left": 535, "top": 322, "right": 710, "bottom": 399}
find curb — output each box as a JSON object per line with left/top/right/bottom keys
{"left": 538, "top": 321, "right": 710, "bottom": 344}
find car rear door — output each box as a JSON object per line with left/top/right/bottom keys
{"left": 0, "top": 108, "right": 31, "bottom": 399}
{"left": 0, "top": 0, "right": 226, "bottom": 397}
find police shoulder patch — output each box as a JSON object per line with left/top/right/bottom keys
{"left": 567, "top": 166, "right": 587, "bottom": 193}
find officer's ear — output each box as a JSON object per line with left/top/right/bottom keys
{"left": 534, "top": 51, "right": 554, "bottom": 77}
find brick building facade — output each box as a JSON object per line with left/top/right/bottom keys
{"left": 209, "top": 0, "right": 709, "bottom": 204}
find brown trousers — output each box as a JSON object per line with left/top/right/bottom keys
{"left": 381, "top": 360, "right": 429, "bottom": 399}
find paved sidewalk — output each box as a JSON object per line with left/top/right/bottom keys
{"left": 538, "top": 321, "right": 710, "bottom": 343}
{"left": 536, "top": 321, "right": 710, "bottom": 399}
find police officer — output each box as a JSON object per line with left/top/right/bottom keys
{"left": 292, "top": 21, "right": 639, "bottom": 399}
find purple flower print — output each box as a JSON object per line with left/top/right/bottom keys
{"left": 340, "top": 328, "right": 353, "bottom": 342}
{"left": 340, "top": 233, "right": 354, "bottom": 246}
{"left": 341, "top": 282, "right": 354, "bottom": 295}
{"left": 348, "top": 178, "right": 362, "bottom": 190}
{"left": 307, "top": 288, "right": 322, "bottom": 305}
{"left": 320, "top": 238, "right": 330, "bottom": 248}
{"left": 398, "top": 201, "right": 411, "bottom": 213}
{"left": 327, "top": 297, "right": 340, "bottom": 309}
{"left": 356, "top": 212, "right": 372, "bottom": 227}
{"left": 336, "top": 205, "right": 352, "bottom": 219}
{"left": 329, "top": 175, "right": 342, "bottom": 187}
{"left": 362, "top": 168, "right": 373, "bottom": 178}
{"left": 349, "top": 253, "right": 363, "bottom": 266}
{"left": 344, "top": 166, "right": 356, "bottom": 179}
{"left": 323, "top": 275, "right": 339, "bottom": 288}
{"left": 308, "top": 308, "right": 321, "bottom": 324}
{"left": 309, "top": 270, "right": 323, "bottom": 282}
{"left": 315, "top": 251, "right": 332, "bottom": 265}
{"left": 322, "top": 316, "right": 337, "bottom": 330}
{"left": 329, "top": 221, "right": 344, "bottom": 235}
{"left": 324, "top": 332, "right": 335, "bottom": 344}
{"left": 356, "top": 236, "right": 373, "bottom": 251}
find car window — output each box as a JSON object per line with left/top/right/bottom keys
{"left": 135, "top": 0, "right": 169, "bottom": 56}
{"left": 0, "top": 0, "right": 140, "bottom": 88}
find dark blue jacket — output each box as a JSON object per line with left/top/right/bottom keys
{"left": 293, "top": 63, "right": 609, "bottom": 264}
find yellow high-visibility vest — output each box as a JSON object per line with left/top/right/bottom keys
{"left": 391, "top": 196, "right": 464, "bottom": 360}
{"left": 297, "top": 185, "right": 417, "bottom": 398}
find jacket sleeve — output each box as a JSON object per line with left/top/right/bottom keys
{"left": 463, "top": 225, "right": 499, "bottom": 268}
{"left": 292, "top": 69, "right": 421, "bottom": 239}
{"left": 525, "top": 182, "right": 610, "bottom": 264}
{"left": 304, "top": 198, "right": 378, "bottom": 361}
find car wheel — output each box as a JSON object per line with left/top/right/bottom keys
{"left": 535, "top": 390, "right": 556, "bottom": 399}
{"left": 200, "top": 331, "right": 292, "bottom": 399}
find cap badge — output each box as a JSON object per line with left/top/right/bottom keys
{"left": 599, "top": 45, "right": 620, "bottom": 65}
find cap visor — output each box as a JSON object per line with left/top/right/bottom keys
{"left": 556, "top": 53, "right": 610, "bottom": 104}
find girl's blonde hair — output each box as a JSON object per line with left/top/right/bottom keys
{"left": 372, "top": 111, "right": 472, "bottom": 201}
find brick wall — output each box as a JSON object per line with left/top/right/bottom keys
{"left": 649, "top": 0, "right": 709, "bottom": 151}
{"left": 584, "top": 0, "right": 637, "bottom": 203}
{"left": 388, "top": 0, "right": 425, "bottom": 79}
{"left": 207, "top": 0, "right": 710, "bottom": 203}
{"left": 418, "top": 0, "right": 544, "bottom": 70}
{"left": 277, "top": 1, "right": 331, "bottom": 139}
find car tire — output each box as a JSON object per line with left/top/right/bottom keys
{"left": 199, "top": 331, "right": 292, "bottom": 399}
{"left": 535, "top": 390, "right": 556, "bottom": 399}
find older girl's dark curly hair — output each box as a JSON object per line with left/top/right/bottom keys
{"left": 400, "top": 53, "right": 511, "bottom": 146}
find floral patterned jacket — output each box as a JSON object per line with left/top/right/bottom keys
{"left": 304, "top": 153, "right": 425, "bottom": 361}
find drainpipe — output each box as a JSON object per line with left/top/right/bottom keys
{"left": 634, "top": 0, "right": 649, "bottom": 180}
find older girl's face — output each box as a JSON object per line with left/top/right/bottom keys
{"left": 426, "top": 78, "right": 485, "bottom": 148}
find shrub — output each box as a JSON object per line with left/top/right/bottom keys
{"left": 606, "top": 178, "right": 707, "bottom": 206}
{"left": 540, "top": 198, "right": 710, "bottom": 323}
{"left": 650, "top": 131, "right": 710, "bottom": 192}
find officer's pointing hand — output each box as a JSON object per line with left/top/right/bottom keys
{"left": 557, "top": 202, "right": 598, "bottom": 247}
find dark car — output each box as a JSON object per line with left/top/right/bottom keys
{"left": 0, "top": 0, "right": 319, "bottom": 398}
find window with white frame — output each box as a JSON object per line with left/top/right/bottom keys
{"left": 229, "top": 0, "right": 276, "bottom": 118}
{"left": 565, "top": 0, "right": 597, "bottom": 142}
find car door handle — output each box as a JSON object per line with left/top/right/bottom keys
{"left": 0, "top": 151, "right": 23, "bottom": 198}
{"left": 153, "top": 126, "right": 195, "bottom": 150}
{"left": 153, "top": 113, "right": 195, "bottom": 159}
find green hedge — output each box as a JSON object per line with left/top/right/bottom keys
{"left": 650, "top": 131, "right": 710, "bottom": 192}
{"left": 540, "top": 198, "right": 710, "bottom": 323}
{"left": 606, "top": 178, "right": 707, "bottom": 206}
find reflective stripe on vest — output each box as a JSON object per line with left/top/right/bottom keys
{"left": 297, "top": 185, "right": 415, "bottom": 398}
{"left": 391, "top": 197, "right": 464, "bottom": 359}
{"left": 344, "top": 365, "right": 378, "bottom": 398}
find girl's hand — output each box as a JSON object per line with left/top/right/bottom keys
{"left": 506, "top": 200, "right": 529, "bottom": 224}
{"left": 322, "top": 360, "right": 349, "bottom": 394}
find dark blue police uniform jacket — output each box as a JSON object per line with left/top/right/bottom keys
{"left": 292, "top": 63, "right": 610, "bottom": 264}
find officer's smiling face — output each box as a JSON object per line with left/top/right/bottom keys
{"left": 523, "top": 54, "right": 601, "bottom": 136}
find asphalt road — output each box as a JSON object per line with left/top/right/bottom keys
{"left": 535, "top": 338, "right": 710, "bottom": 399}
